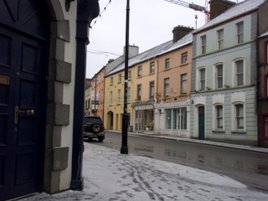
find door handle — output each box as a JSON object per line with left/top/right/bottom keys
{"left": 14, "top": 107, "right": 36, "bottom": 124}
{"left": 15, "top": 106, "right": 19, "bottom": 125}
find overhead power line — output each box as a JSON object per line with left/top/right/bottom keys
{"left": 90, "top": 0, "right": 112, "bottom": 28}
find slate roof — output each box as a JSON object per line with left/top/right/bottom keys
{"left": 107, "top": 33, "right": 192, "bottom": 76}
{"left": 194, "top": 0, "right": 266, "bottom": 33}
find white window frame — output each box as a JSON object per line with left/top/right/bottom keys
{"left": 232, "top": 58, "right": 245, "bottom": 87}
{"left": 214, "top": 104, "right": 224, "bottom": 130}
{"left": 236, "top": 21, "right": 244, "bottom": 44}
{"left": 149, "top": 81, "right": 154, "bottom": 100}
{"left": 232, "top": 102, "right": 245, "bottom": 132}
{"left": 137, "top": 84, "right": 142, "bottom": 101}
{"left": 199, "top": 68, "right": 206, "bottom": 91}
{"left": 181, "top": 52, "right": 188, "bottom": 64}
{"left": 137, "top": 66, "right": 142, "bottom": 77}
{"left": 201, "top": 35, "right": 206, "bottom": 54}
{"left": 217, "top": 29, "right": 224, "bottom": 50}
{"left": 149, "top": 61, "right": 155, "bottom": 74}
{"left": 180, "top": 73, "right": 187, "bottom": 94}
{"left": 165, "top": 108, "right": 187, "bottom": 130}
{"left": 215, "top": 63, "right": 224, "bottom": 89}
{"left": 164, "top": 78, "right": 170, "bottom": 97}
{"left": 165, "top": 58, "right": 170, "bottom": 69}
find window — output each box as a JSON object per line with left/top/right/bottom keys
{"left": 199, "top": 68, "right": 206, "bottom": 91}
{"left": 165, "top": 109, "right": 172, "bottom": 129}
{"left": 149, "top": 81, "right": 154, "bottom": 100}
{"left": 217, "top": 29, "right": 224, "bottom": 50}
{"left": 165, "top": 58, "right": 170, "bottom": 69}
{"left": 110, "top": 77, "right": 113, "bottom": 86}
{"left": 181, "top": 52, "right": 188, "bottom": 64}
{"left": 164, "top": 78, "right": 170, "bottom": 97}
{"left": 216, "top": 64, "right": 223, "bottom": 89}
{"left": 137, "top": 66, "right": 142, "bottom": 77}
{"left": 236, "top": 22, "right": 244, "bottom": 44}
{"left": 236, "top": 60, "right": 244, "bottom": 86}
{"left": 215, "top": 105, "right": 223, "bottom": 129}
{"left": 201, "top": 35, "right": 206, "bottom": 54}
{"left": 117, "top": 89, "right": 121, "bottom": 103}
{"left": 181, "top": 74, "right": 187, "bottom": 94}
{"left": 137, "top": 84, "right": 142, "bottom": 101}
{"left": 109, "top": 91, "right": 113, "bottom": 104}
{"left": 128, "top": 70, "right": 131, "bottom": 80}
{"left": 235, "top": 104, "right": 244, "bottom": 130}
{"left": 149, "top": 61, "right": 155, "bottom": 74}
{"left": 118, "top": 74, "right": 122, "bottom": 83}
{"left": 127, "top": 87, "right": 130, "bottom": 103}
{"left": 165, "top": 108, "right": 187, "bottom": 130}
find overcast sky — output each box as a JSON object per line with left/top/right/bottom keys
{"left": 86, "top": 0, "right": 242, "bottom": 78}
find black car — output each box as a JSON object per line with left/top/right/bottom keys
{"left": 83, "top": 116, "right": 105, "bottom": 142}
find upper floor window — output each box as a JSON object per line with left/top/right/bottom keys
{"left": 137, "top": 84, "right": 142, "bottom": 101}
{"left": 127, "top": 87, "right": 130, "bottom": 103}
{"left": 217, "top": 29, "right": 224, "bottom": 50}
{"left": 109, "top": 91, "right": 113, "bottom": 104}
{"left": 164, "top": 78, "right": 170, "bottom": 97}
{"left": 165, "top": 58, "right": 170, "bottom": 69}
{"left": 128, "top": 70, "right": 131, "bottom": 80}
{"left": 118, "top": 89, "right": 121, "bottom": 103}
{"left": 137, "top": 66, "right": 142, "bottom": 77}
{"left": 235, "top": 104, "right": 244, "bottom": 130}
{"left": 149, "top": 61, "right": 155, "bottom": 74}
{"left": 215, "top": 64, "right": 223, "bottom": 89}
{"left": 235, "top": 60, "right": 244, "bottom": 86}
{"left": 181, "top": 52, "right": 188, "bottom": 64}
{"left": 149, "top": 81, "right": 155, "bottom": 100}
{"left": 215, "top": 105, "right": 223, "bottom": 130}
{"left": 199, "top": 68, "right": 206, "bottom": 91}
{"left": 118, "top": 74, "right": 122, "bottom": 83}
{"left": 181, "top": 74, "right": 187, "bottom": 94}
{"left": 201, "top": 35, "right": 207, "bottom": 54}
{"left": 236, "top": 22, "right": 244, "bottom": 44}
{"left": 110, "top": 77, "right": 113, "bottom": 86}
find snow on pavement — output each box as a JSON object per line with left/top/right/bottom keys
{"left": 21, "top": 143, "right": 268, "bottom": 201}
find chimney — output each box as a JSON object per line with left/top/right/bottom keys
{"left": 123, "top": 45, "right": 139, "bottom": 58}
{"left": 209, "top": 0, "right": 236, "bottom": 20}
{"left": 172, "top": 26, "right": 193, "bottom": 42}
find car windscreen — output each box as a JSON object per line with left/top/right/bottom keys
{"left": 84, "top": 117, "right": 101, "bottom": 124}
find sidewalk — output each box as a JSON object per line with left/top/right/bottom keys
{"left": 108, "top": 130, "right": 268, "bottom": 154}
{"left": 20, "top": 143, "right": 268, "bottom": 201}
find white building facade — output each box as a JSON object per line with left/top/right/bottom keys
{"left": 190, "top": 0, "right": 267, "bottom": 145}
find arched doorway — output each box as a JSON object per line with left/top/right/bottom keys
{"left": 107, "top": 111, "right": 114, "bottom": 130}
{"left": 0, "top": 0, "right": 49, "bottom": 200}
{"left": 198, "top": 106, "right": 205, "bottom": 140}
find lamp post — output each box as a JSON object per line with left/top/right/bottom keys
{"left": 120, "top": 0, "right": 130, "bottom": 154}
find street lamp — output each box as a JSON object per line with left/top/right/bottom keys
{"left": 121, "top": 0, "right": 130, "bottom": 154}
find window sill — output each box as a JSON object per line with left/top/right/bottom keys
{"left": 212, "top": 130, "right": 225, "bottom": 134}
{"left": 180, "top": 63, "right": 188, "bottom": 67}
{"left": 164, "top": 68, "right": 171, "bottom": 71}
{"left": 231, "top": 130, "right": 247, "bottom": 134}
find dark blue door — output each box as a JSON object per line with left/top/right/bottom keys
{"left": 0, "top": 0, "right": 49, "bottom": 200}
{"left": 198, "top": 106, "right": 205, "bottom": 140}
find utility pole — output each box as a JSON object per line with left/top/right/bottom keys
{"left": 121, "top": 0, "right": 130, "bottom": 154}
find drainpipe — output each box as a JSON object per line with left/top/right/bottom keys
{"left": 71, "top": 0, "right": 99, "bottom": 190}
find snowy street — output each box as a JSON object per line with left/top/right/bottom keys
{"left": 21, "top": 143, "right": 268, "bottom": 201}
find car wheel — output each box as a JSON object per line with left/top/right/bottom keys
{"left": 98, "top": 137, "right": 104, "bottom": 142}
{"left": 92, "top": 124, "right": 101, "bottom": 133}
